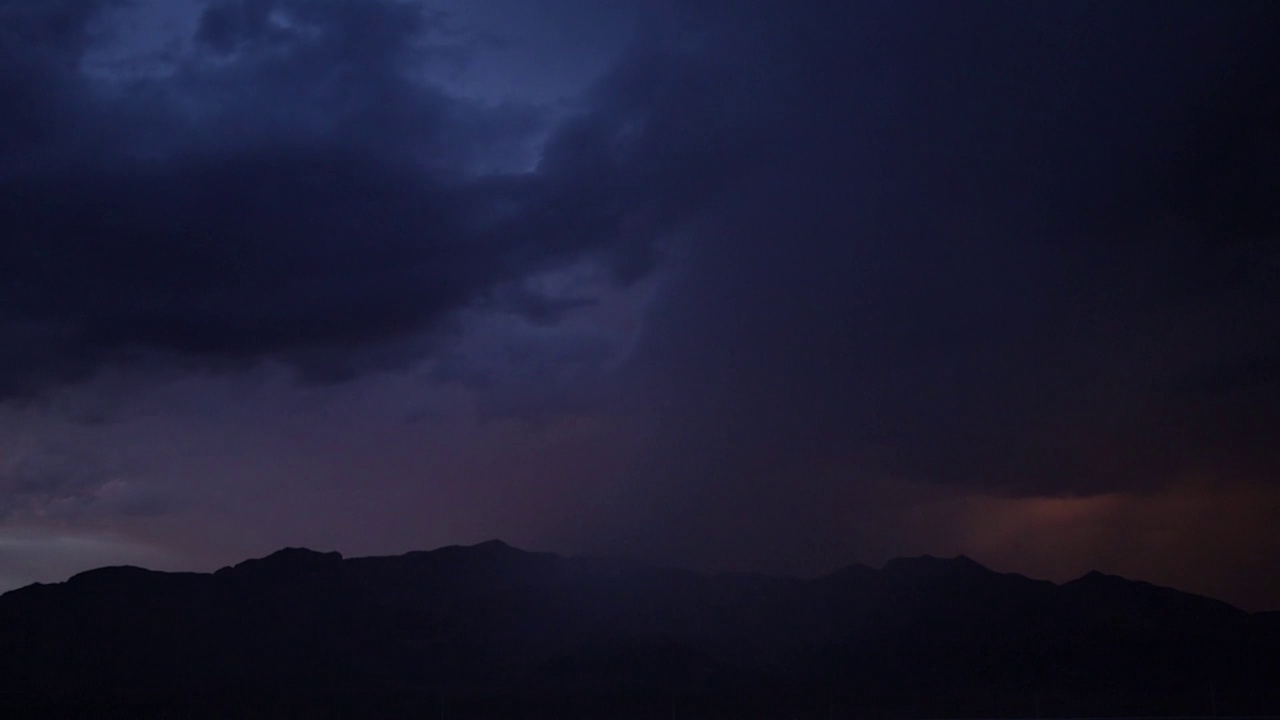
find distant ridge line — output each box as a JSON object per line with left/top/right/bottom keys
{"left": 1, "top": 541, "right": 1276, "bottom": 717}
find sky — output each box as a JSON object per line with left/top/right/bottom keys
{"left": 1, "top": 0, "right": 1278, "bottom": 611}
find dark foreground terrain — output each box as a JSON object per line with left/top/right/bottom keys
{"left": 0, "top": 541, "right": 1276, "bottom": 719}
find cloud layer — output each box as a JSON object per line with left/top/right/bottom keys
{"left": 0, "top": 0, "right": 753, "bottom": 395}
{"left": 2, "top": 0, "right": 1279, "bottom": 610}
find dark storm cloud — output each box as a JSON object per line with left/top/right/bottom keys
{"left": 0, "top": 0, "right": 117, "bottom": 159}
{"left": 1156, "top": 36, "right": 1280, "bottom": 250}
{"left": 0, "top": 0, "right": 755, "bottom": 398}
{"left": 587, "top": 0, "right": 1280, "bottom": 568}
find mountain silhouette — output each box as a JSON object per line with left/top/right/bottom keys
{"left": 0, "top": 542, "right": 1275, "bottom": 719}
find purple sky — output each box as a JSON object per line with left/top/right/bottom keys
{"left": 1, "top": 0, "right": 1279, "bottom": 611}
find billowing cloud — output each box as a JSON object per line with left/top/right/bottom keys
{"left": 0, "top": 0, "right": 755, "bottom": 398}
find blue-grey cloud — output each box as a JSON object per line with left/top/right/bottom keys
{"left": 0, "top": 0, "right": 756, "bottom": 398}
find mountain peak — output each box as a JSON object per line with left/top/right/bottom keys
{"left": 66, "top": 565, "right": 157, "bottom": 586}
{"left": 882, "top": 554, "right": 990, "bottom": 576}
{"left": 1067, "top": 569, "right": 1129, "bottom": 586}
{"left": 426, "top": 539, "right": 527, "bottom": 559}
{"left": 217, "top": 547, "right": 344, "bottom": 577}
{"left": 260, "top": 547, "right": 344, "bottom": 565}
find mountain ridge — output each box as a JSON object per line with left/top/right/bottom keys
{"left": 26, "top": 544, "right": 1252, "bottom": 613}
{"left": 0, "top": 541, "right": 1275, "bottom": 719}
